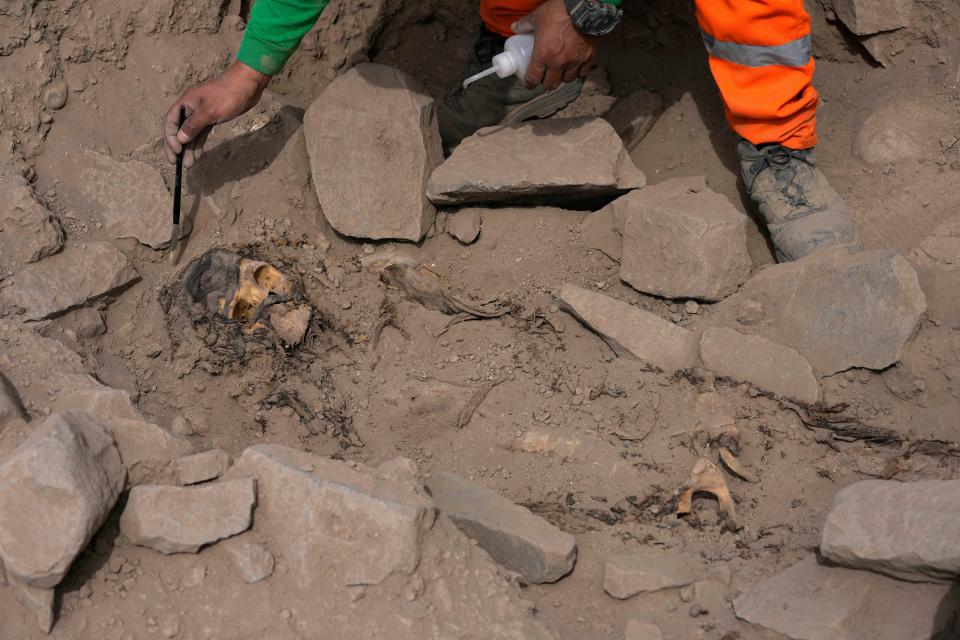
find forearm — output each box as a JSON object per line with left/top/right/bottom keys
{"left": 236, "top": 0, "right": 330, "bottom": 76}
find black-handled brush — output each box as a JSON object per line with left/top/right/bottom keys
{"left": 169, "top": 105, "right": 186, "bottom": 263}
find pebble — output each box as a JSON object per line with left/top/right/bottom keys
{"left": 685, "top": 300, "right": 699, "bottom": 314}
{"left": 42, "top": 79, "right": 69, "bottom": 110}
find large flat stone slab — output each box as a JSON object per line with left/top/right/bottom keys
{"left": 120, "top": 478, "right": 256, "bottom": 554}
{"left": 617, "top": 176, "right": 752, "bottom": 301}
{"left": 700, "top": 327, "right": 820, "bottom": 404}
{"left": 559, "top": 284, "right": 699, "bottom": 374}
{"left": 77, "top": 150, "right": 186, "bottom": 249}
{"left": 427, "top": 117, "right": 645, "bottom": 207}
{"left": 734, "top": 555, "right": 958, "bottom": 640}
{"left": 0, "top": 242, "right": 139, "bottom": 321}
{"left": 304, "top": 63, "right": 442, "bottom": 242}
{"left": 719, "top": 248, "right": 926, "bottom": 376}
{"left": 821, "top": 479, "right": 960, "bottom": 582}
{"left": 0, "top": 412, "right": 125, "bottom": 588}
{"left": 426, "top": 471, "right": 576, "bottom": 584}
{"left": 229, "top": 444, "right": 435, "bottom": 586}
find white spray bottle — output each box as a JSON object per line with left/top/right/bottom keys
{"left": 462, "top": 34, "right": 535, "bottom": 88}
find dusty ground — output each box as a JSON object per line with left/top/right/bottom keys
{"left": 1, "top": 0, "right": 960, "bottom": 638}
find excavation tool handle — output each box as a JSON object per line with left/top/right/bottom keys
{"left": 173, "top": 105, "right": 185, "bottom": 226}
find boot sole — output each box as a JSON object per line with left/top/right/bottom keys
{"left": 499, "top": 79, "right": 584, "bottom": 128}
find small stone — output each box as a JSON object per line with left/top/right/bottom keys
{"left": 425, "top": 471, "right": 576, "bottom": 584}
{"left": 820, "top": 479, "right": 960, "bottom": 582}
{"left": 685, "top": 300, "right": 699, "bottom": 314}
{"left": 734, "top": 555, "right": 956, "bottom": 640}
{"left": 176, "top": 449, "right": 230, "bottom": 485}
{"left": 909, "top": 221, "right": 960, "bottom": 328}
{"left": 120, "top": 479, "right": 256, "bottom": 554}
{"left": 170, "top": 415, "right": 195, "bottom": 436}
{"left": 446, "top": 209, "right": 482, "bottom": 244}
{"left": 71, "top": 308, "right": 106, "bottom": 339}
{"left": 602, "top": 552, "right": 695, "bottom": 599}
{"left": 558, "top": 284, "right": 699, "bottom": 374}
{"left": 616, "top": 176, "right": 752, "bottom": 301}
{"left": 624, "top": 619, "right": 663, "bottom": 640}
{"left": 222, "top": 539, "right": 275, "bottom": 584}
{"left": 0, "top": 242, "right": 139, "bottom": 321}
{"left": 579, "top": 208, "right": 622, "bottom": 262}
{"left": 700, "top": 327, "right": 820, "bottom": 404}
{"left": 428, "top": 117, "right": 645, "bottom": 207}
{"left": 693, "top": 580, "right": 727, "bottom": 614}
{"left": 42, "top": 79, "right": 69, "bottom": 110}
{"left": 0, "top": 412, "right": 125, "bottom": 588}
{"left": 304, "top": 64, "right": 442, "bottom": 241}
{"left": 719, "top": 248, "right": 926, "bottom": 376}
{"left": 854, "top": 99, "right": 952, "bottom": 165}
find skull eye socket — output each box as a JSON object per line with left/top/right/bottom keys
{"left": 226, "top": 259, "right": 295, "bottom": 324}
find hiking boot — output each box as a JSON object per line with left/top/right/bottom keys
{"left": 437, "top": 25, "right": 584, "bottom": 155}
{"left": 738, "top": 139, "right": 861, "bottom": 262}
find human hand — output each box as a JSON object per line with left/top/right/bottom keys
{"left": 512, "top": 0, "right": 598, "bottom": 91}
{"left": 163, "top": 61, "right": 271, "bottom": 167}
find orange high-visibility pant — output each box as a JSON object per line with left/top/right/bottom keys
{"left": 480, "top": 0, "right": 818, "bottom": 149}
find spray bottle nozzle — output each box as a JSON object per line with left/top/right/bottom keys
{"left": 462, "top": 66, "right": 498, "bottom": 90}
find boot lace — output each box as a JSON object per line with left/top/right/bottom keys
{"left": 749, "top": 145, "right": 816, "bottom": 208}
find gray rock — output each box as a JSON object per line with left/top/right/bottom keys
{"left": 304, "top": 64, "right": 442, "bottom": 242}
{"left": 719, "top": 248, "right": 926, "bottom": 376}
{"left": 177, "top": 449, "right": 230, "bottom": 485}
{"left": 559, "top": 284, "right": 699, "bottom": 374}
{"left": 854, "top": 99, "right": 952, "bottom": 166}
{"left": 120, "top": 479, "right": 256, "bottom": 554}
{"left": 624, "top": 620, "right": 663, "bottom": 640}
{"left": 579, "top": 208, "right": 622, "bottom": 262}
{"left": 693, "top": 580, "right": 728, "bottom": 615}
{"left": 42, "top": 79, "right": 68, "bottom": 110}
{"left": 602, "top": 552, "right": 695, "bottom": 599}
{"left": 0, "top": 242, "right": 139, "bottom": 321}
{"left": 9, "top": 575, "right": 55, "bottom": 633}
{"left": 821, "top": 479, "right": 960, "bottom": 582}
{"left": 76, "top": 150, "right": 189, "bottom": 249}
{"left": 603, "top": 89, "right": 663, "bottom": 152}
{"left": 222, "top": 538, "right": 275, "bottom": 584}
{"left": 52, "top": 384, "right": 194, "bottom": 486}
{"left": 228, "top": 444, "right": 435, "bottom": 586}
{"left": 0, "top": 412, "right": 125, "bottom": 588}
{"left": 427, "top": 117, "right": 645, "bottom": 206}
{"left": 700, "top": 327, "right": 820, "bottom": 404}
{"left": 834, "top": 0, "right": 911, "bottom": 35}
{"left": 0, "top": 165, "right": 64, "bottom": 265}
{"left": 446, "top": 209, "right": 482, "bottom": 244}
{"left": 734, "top": 555, "right": 959, "bottom": 640}
{"left": 617, "top": 176, "right": 752, "bottom": 301}
{"left": 909, "top": 221, "right": 960, "bottom": 329}
{"left": 425, "top": 471, "right": 576, "bottom": 584}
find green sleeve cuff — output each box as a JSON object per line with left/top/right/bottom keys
{"left": 237, "top": 31, "right": 294, "bottom": 76}
{"left": 236, "top": 0, "right": 330, "bottom": 76}
{"left": 601, "top": 0, "right": 623, "bottom": 5}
